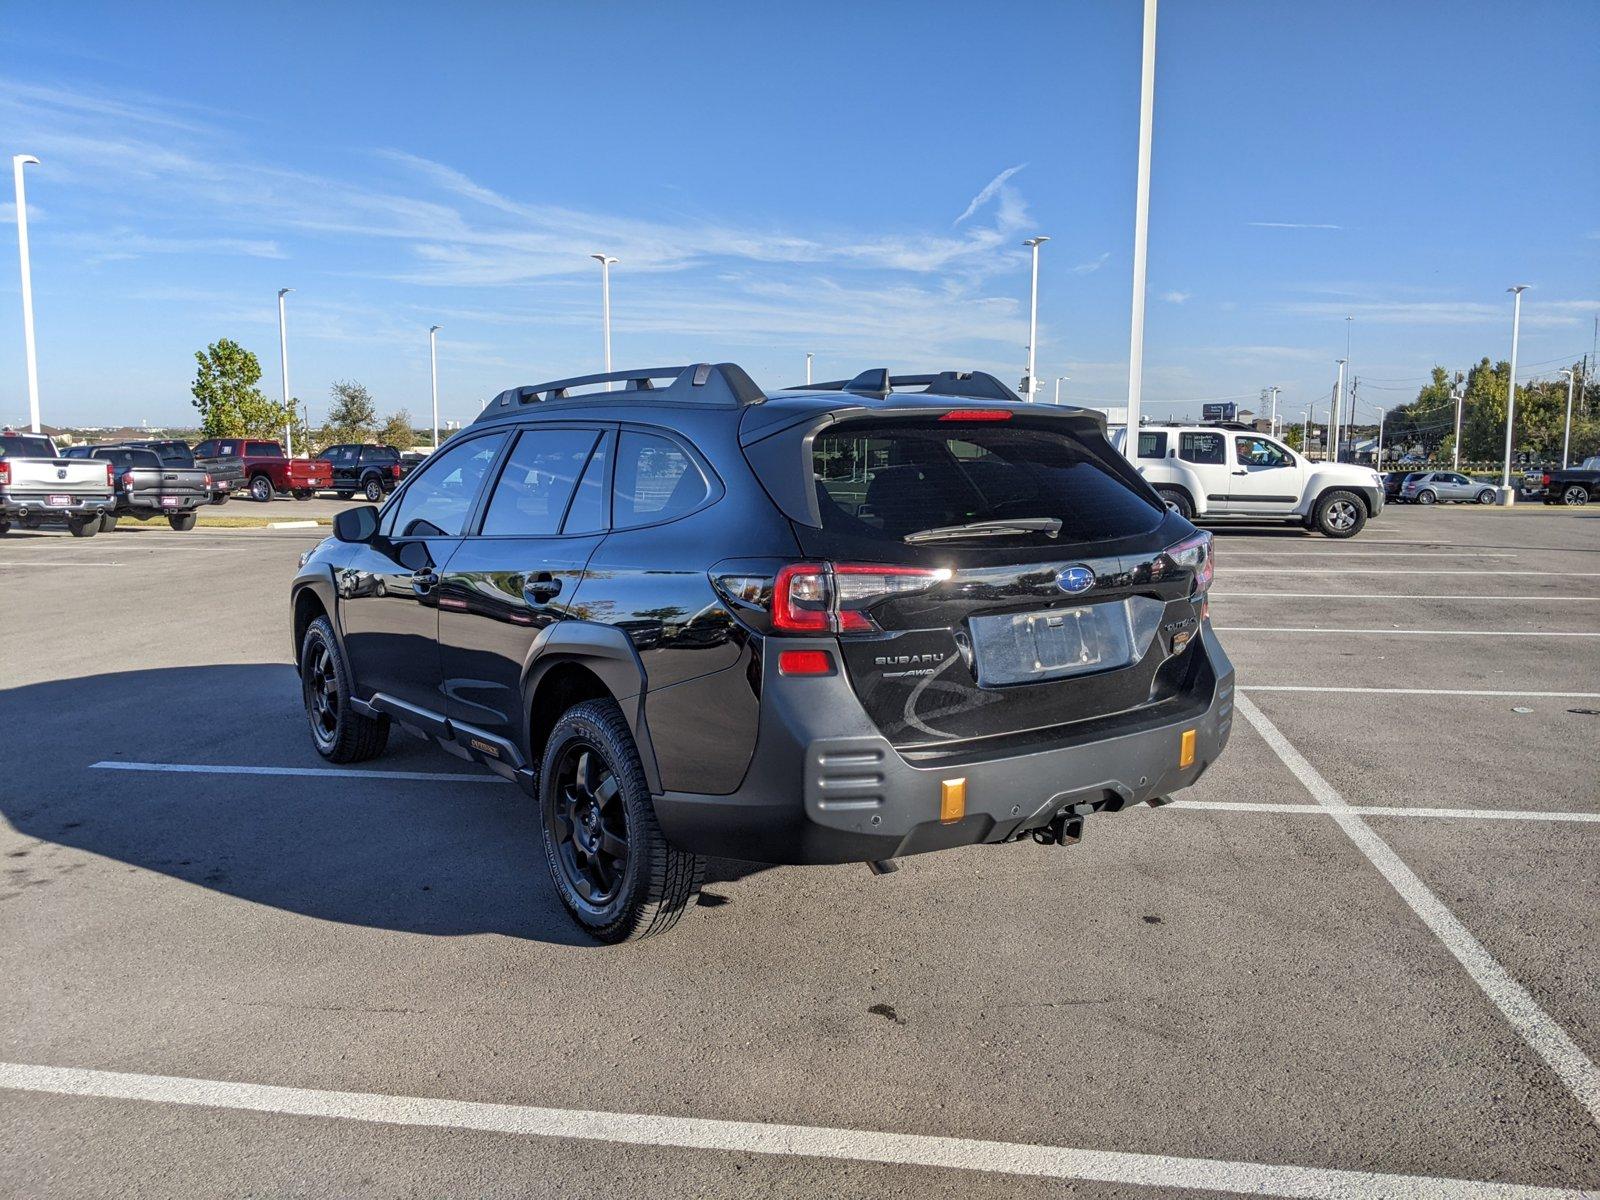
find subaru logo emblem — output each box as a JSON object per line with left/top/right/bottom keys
{"left": 1056, "top": 565, "right": 1095, "bottom": 594}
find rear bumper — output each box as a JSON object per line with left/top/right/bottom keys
{"left": 653, "top": 625, "right": 1235, "bottom": 864}
{"left": 1, "top": 493, "right": 113, "bottom": 520}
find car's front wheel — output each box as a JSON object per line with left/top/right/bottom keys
{"left": 1313, "top": 489, "right": 1367, "bottom": 538}
{"left": 1563, "top": 485, "right": 1589, "bottom": 507}
{"left": 300, "top": 615, "right": 389, "bottom": 762}
{"left": 1476, "top": 489, "right": 1496, "bottom": 504}
{"left": 539, "top": 699, "right": 704, "bottom": 943}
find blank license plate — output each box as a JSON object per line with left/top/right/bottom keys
{"left": 970, "top": 602, "right": 1141, "bottom": 687}
{"left": 46, "top": 494, "right": 73, "bottom": 507}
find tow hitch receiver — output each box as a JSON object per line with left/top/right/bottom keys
{"left": 1032, "top": 814, "right": 1084, "bottom": 847}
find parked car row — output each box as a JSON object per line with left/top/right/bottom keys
{"left": 1382, "top": 470, "right": 1499, "bottom": 505}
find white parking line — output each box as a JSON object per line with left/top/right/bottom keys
{"left": 1213, "top": 593, "right": 1600, "bottom": 601}
{"left": 1168, "top": 800, "right": 1600, "bottom": 823}
{"left": 1235, "top": 694, "right": 1600, "bottom": 1128}
{"left": 1224, "top": 551, "right": 1518, "bottom": 558}
{"left": 1217, "top": 627, "right": 1600, "bottom": 638}
{"left": 0, "top": 561, "right": 123, "bottom": 567}
{"left": 90, "top": 761, "right": 510, "bottom": 784}
{"left": 0, "top": 1062, "right": 1580, "bottom": 1199}
{"left": 1240, "top": 686, "right": 1600, "bottom": 698}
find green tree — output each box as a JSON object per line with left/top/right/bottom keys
{"left": 1282, "top": 423, "right": 1303, "bottom": 452}
{"left": 190, "top": 339, "right": 288, "bottom": 438}
{"left": 324, "top": 380, "right": 378, "bottom": 443}
{"left": 380, "top": 409, "right": 416, "bottom": 450}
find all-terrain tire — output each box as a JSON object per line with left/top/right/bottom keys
{"left": 300, "top": 615, "right": 389, "bottom": 763}
{"left": 539, "top": 698, "right": 704, "bottom": 943}
{"left": 169, "top": 512, "right": 197, "bottom": 531}
{"left": 1155, "top": 487, "right": 1194, "bottom": 520}
{"left": 1313, "top": 488, "right": 1367, "bottom": 538}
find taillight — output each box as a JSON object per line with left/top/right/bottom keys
{"left": 1542, "top": 473, "right": 1552, "bottom": 487}
{"left": 120, "top": 472, "right": 136, "bottom": 490}
{"left": 392, "top": 463, "right": 402, "bottom": 479}
{"left": 0, "top": 462, "right": 9, "bottom": 487}
{"left": 939, "top": 409, "right": 1012, "bottom": 422}
{"left": 1163, "top": 531, "right": 1214, "bottom": 595}
{"left": 204, "top": 473, "right": 212, "bottom": 487}
{"left": 104, "top": 463, "right": 114, "bottom": 487}
{"left": 772, "top": 562, "right": 950, "bottom": 634}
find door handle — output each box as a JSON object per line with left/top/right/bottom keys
{"left": 523, "top": 573, "right": 563, "bottom": 603}
{"left": 1231, "top": 469, "right": 1248, "bottom": 475}
{"left": 412, "top": 569, "right": 439, "bottom": 595}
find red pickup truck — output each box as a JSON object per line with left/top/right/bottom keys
{"left": 193, "top": 438, "right": 332, "bottom": 502}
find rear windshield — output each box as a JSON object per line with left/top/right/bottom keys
{"left": 812, "top": 421, "right": 1160, "bottom": 545}
{"left": 0, "top": 434, "right": 57, "bottom": 458}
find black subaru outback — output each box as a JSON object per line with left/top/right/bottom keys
{"left": 290, "top": 364, "right": 1232, "bottom": 941}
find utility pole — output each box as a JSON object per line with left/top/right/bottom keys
{"left": 429, "top": 325, "right": 441, "bottom": 450}
{"left": 1267, "top": 385, "right": 1280, "bottom": 438}
{"left": 276, "top": 288, "right": 293, "bottom": 456}
{"left": 1022, "top": 236, "right": 1049, "bottom": 400}
{"left": 13, "top": 154, "right": 41, "bottom": 433}
{"left": 1452, "top": 379, "right": 1465, "bottom": 471}
{"left": 1125, "top": 0, "right": 1158, "bottom": 435}
{"left": 1499, "top": 285, "right": 1528, "bottom": 502}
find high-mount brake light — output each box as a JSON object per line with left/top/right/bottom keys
{"left": 1162, "top": 531, "right": 1215, "bottom": 595}
{"left": 770, "top": 562, "right": 951, "bottom": 635}
{"left": 938, "top": 409, "right": 1011, "bottom": 422}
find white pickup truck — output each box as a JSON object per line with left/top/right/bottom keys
{"left": 1113, "top": 424, "right": 1385, "bottom": 538}
{"left": 0, "top": 430, "right": 116, "bottom": 537}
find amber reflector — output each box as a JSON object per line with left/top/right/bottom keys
{"left": 1179, "top": 729, "right": 1197, "bottom": 769}
{"left": 940, "top": 778, "right": 966, "bottom": 824}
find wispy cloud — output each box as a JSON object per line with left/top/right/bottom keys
{"left": 1247, "top": 221, "right": 1343, "bottom": 231}
{"left": 1161, "top": 290, "right": 1190, "bottom": 304}
{"left": 1284, "top": 297, "right": 1599, "bottom": 330}
{"left": 1071, "top": 252, "right": 1111, "bottom": 276}
{"left": 954, "top": 164, "right": 1026, "bottom": 225}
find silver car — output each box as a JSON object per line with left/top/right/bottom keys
{"left": 1402, "top": 471, "right": 1497, "bottom": 505}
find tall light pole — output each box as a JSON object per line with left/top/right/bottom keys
{"left": 1374, "top": 404, "right": 1386, "bottom": 467}
{"left": 1303, "top": 406, "right": 1311, "bottom": 453}
{"left": 1451, "top": 379, "right": 1465, "bottom": 470}
{"left": 590, "top": 253, "right": 617, "bottom": 388}
{"left": 1054, "top": 375, "right": 1068, "bottom": 405}
{"left": 1267, "top": 385, "right": 1280, "bottom": 438}
{"left": 805, "top": 352, "right": 814, "bottom": 385}
{"left": 1125, "top": 0, "right": 1158, "bottom": 434}
{"left": 429, "top": 325, "right": 442, "bottom": 449}
{"left": 12, "top": 154, "right": 41, "bottom": 433}
{"left": 276, "top": 288, "right": 294, "bottom": 456}
{"left": 1558, "top": 368, "right": 1576, "bottom": 468}
{"left": 1500, "top": 285, "right": 1528, "bottom": 500}
{"left": 1022, "top": 236, "right": 1049, "bottom": 400}
{"left": 1332, "top": 359, "right": 1348, "bottom": 462}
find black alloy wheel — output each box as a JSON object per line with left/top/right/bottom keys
{"left": 299, "top": 615, "right": 389, "bottom": 762}
{"left": 548, "top": 742, "right": 630, "bottom": 908}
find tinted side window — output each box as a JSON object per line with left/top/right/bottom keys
{"left": 194, "top": 441, "right": 215, "bottom": 457}
{"left": 1136, "top": 431, "right": 1167, "bottom": 459}
{"left": 480, "top": 428, "right": 600, "bottom": 537}
{"left": 1179, "top": 432, "right": 1226, "bottom": 465}
{"left": 386, "top": 433, "right": 507, "bottom": 538}
{"left": 613, "top": 432, "right": 707, "bottom": 528}
{"left": 563, "top": 431, "right": 612, "bottom": 534}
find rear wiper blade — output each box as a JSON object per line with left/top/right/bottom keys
{"left": 903, "top": 518, "right": 1062, "bottom": 544}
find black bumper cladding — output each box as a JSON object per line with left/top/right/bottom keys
{"left": 653, "top": 624, "right": 1234, "bottom": 864}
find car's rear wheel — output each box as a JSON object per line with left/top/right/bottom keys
{"left": 336, "top": 491, "right": 354, "bottom": 501}
{"left": 249, "top": 475, "right": 273, "bottom": 503}
{"left": 539, "top": 698, "right": 703, "bottom": 943}
{"left": 99, "top": 513, "right": 119, "bottom": 532}
{"left": 300, "top": 616, "right": 389, "bottom": 762}
{"left": 1563, "top": 485, "right": 1589, "bottom": 507}
{"left": 1154, "top": 487, "right": 1194, "bottom": 520}
{"left": 168, "top": 512, "right": 197, "bottom": 531}
{"left": 1313, "top": 489, "right": 1367, "bottom": 538}
{"left": 67, "top": 517, "right": 98, "bottom": 538}
{"left": 0, "top": 520, "right": 11, "bottom": 536}
{"left": 293, "top": 489, "right": 314, "bottom": 501}
{"left": 362, "top": 477, "right": 384, "bottom": 503}
{"left": 1476, "top": 488, "right": 1496, "bottom": 504}
{"left": 1416, "top": 489, "right": 1437, "bottom": 505}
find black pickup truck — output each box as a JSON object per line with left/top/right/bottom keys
{"left": 1542, "top": 457, "right": 1600, "bottom": 507}
{"left": 88, "top": 446, "right": 211, "bottom": 530}
{"left": 123, "top": 439, "right": 245, "bottom": 505}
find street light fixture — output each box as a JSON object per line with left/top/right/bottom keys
{"left": 1558, "top": 367, "right": 1576, "bottom": 469}
{"left": 590, "top": 253, "right": 618, "bottom": 388}
{"left": 276, "top": 288, "right": 294, "bottom": 456}
{"left": 1125, "top": 0, "right": 1158, "bottom": 435}
{"left": 1500, "top": 285, "right": 1528, "bottom": 501}
{"left": 1332, "top": 359, "right": 1348, "bottom": 462}
{"left": 805, "top": 352, "right": 814, "bottom": 386}
{"left": 1054, "top": 375, "right": 1069, "bottom": 405}
{"left": 1022, "top": 236, "right": 1049, "bottom": 400}
{"left": 12, "top": 154, "right": 41, "bottom": 433}
{"left": 429, "top": 326, "right": 442, "bottom": 449}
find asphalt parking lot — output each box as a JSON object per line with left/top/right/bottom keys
{"left": 2, "top": 505, "right": 1597, "bottom": 1198}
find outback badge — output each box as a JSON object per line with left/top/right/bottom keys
{"left": 1055, "top": 565, "right": 1095, "bottom": 595}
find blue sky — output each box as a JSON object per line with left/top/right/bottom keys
{"left": 1, "top": 0, "right": 1596, "bottom": 430}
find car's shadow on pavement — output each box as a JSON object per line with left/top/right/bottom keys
{"left": 1, "top": 664, "right": 770, "bottom": 947}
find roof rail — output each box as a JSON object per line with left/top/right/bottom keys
{"left": 483, "top": 363, "right": 765, "bottom": 412}
{"left": 800, "top": 369, "right": 1020, "bottom": 403}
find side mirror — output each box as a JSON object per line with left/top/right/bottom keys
{"left": 333, "top": 505, "right": 380, "bottom": 543}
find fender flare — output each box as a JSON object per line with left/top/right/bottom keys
{"left": 289, "top": 573, "right": 340, "bottom": 663}
{"left": 520, "top": 622, "right": 664, "bottom": 794}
